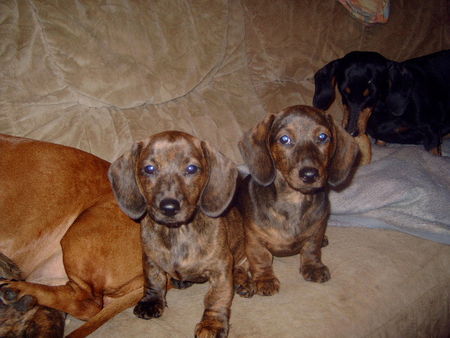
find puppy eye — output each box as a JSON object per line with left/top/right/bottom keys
{"left": 185, "top": 164, "right": 199, "bottom": 175}
{"left": 279, "top": 135, "right": 292, "bottom": 145}
{"left": 318, "top": 133, "right": 329, "bottom": 143}
{"left": 144, "top": 165, "right": 157, "bottom": 175}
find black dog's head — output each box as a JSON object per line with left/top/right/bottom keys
{"left": 313, "top": 51, "right": 394, "bottom": 137}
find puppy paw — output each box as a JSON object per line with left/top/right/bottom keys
{"left": 133, "top": 297, "right": 165, "bottom": 319}
{"left": 254, "top": 277, "right": 280, "bottom": 296}
{"left": 170, "top": 278, "right": 193, "bottom": 289}
{"left": 301, "top": 264, "right": 330, "bottom": 283}
{"left": 321, "top": 235, "right": 329, "bottom": 247}
{"left": 235, "top": 281, "right": 255, "bottom": 298}
{"left": 195, "top": 319, "right": 228, "bottom": 338}
{"left": 233, "top": 266, "right": 255, "bottom": 298}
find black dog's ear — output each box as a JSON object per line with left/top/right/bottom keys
{"left": 327, "top": 114, "right": 359, "bottom": 187}
{"left": 108, "top": 142, "right": 147, "bottom": 220}
{"left": 313, "top": 59, "right": 340, "bottom": 110}
{"left": 200, "top": 141, "right": 238, "bottom": 217}
{"left": 239, "top": 114, "right": 276, "bottom": 186}
{"left": 387, "top": 62, "right": 414, "bottom": 116}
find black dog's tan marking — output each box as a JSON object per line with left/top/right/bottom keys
{"left": 109, "top": 131, "right": 252, "bottom": 338}
{"left": 313, "top": 50, "right": 450, "bottom": 156}
{"left": 238, "top": 105, "right": 358, "bottom": 296}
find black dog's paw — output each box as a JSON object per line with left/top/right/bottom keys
{"left": 170, "top": 278, "right": 193, "bottom": 289}
{"left": 133, "top": 297, "right": 165, "bottom": 319}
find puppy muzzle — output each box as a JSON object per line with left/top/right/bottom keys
{"left": 282, "top": 167, "right": 325, "bottom": 194}
{"left": 150, "top": 197, "right": 197, "bottom": 227}
{"left": 296, "top": 165, "right": 326, "bottom": 193}
{"left": 299, "top": 167, "right": 319, "bottom": 184}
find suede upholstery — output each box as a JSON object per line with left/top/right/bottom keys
{"left": 1, "top": 0, "right": 449, "bottom": 337}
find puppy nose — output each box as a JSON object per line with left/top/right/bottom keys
{"left": 159, "top": 198, "right": 180, "bottom": 216}
{"left": 299, "top": 167, "right": 319, "bottom": 184}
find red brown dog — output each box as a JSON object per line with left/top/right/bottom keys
{"left": 237, "top": 105, "right": 358, "bottom": 296}
{"left": 108, "top": 131, "right": 252, "bottom": 338}
{"left": 0, "top": 134, "right": 144, "bottom": 337}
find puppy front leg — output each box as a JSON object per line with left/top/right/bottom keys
{"left": 233, "top": 263, "right": 255, "bottom": 298}
{"left": 195, "top": 259, "right": 233, "bottom": 338}
{"left": 133, "top": 253, "right": 167, "bottom": 320}
{"left": 299, "top": 223, "right": 330, "bottom": 283}
{"left": 246, "top": 235, "right": 280, "bottom": 296}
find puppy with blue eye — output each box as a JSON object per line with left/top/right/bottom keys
{"left": 237, "top": 105, "right": 358, "bottom": 296}
{"left": 108, "top": 131, "right": 253, "bottom": 338}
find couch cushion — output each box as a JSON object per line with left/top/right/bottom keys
{"left": 1, "top": 0, "right": 449, "bottom": 163}
{"left": 65, "top": 227, "right": 450, "bottom": 337}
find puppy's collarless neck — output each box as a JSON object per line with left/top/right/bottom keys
{"left": 143, "top": 210, "right": 214, "bottom": 234}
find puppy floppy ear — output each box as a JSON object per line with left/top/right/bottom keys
{"left": 327, "top": 115, "right": 359, "bottom": 187}
{"left": 108, "top": 142, "right": 147, "bottom": 220}
{"left": 239, "top": 114, "right": 276, "bottom": 186}
{"left": 313, "top": 59, "right": 340, "bottom": 110}
{"left": 199, "top": 141, "right": 238, "bottom": 217}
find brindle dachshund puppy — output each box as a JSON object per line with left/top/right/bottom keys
{"left": 237, "top": 105, "right": 358, "bottom": 296}
{"left": 108, "top": 131, "right": 252, "bottom": 338}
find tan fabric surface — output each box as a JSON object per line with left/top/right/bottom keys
{"left": 65, "top": 227, "right": 450, "bottom": 338}
{"left": 2, "top": 0, "right": 448, "bottom": 163}
{"left": 1, "top": 0, "right": 450, "bottom": 337}
{"left": 0, "top": 0, "right": 265, "bottom": 162}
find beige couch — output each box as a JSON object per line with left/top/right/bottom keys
{"left": 1, "top": 0, "right": 450, "bottom": 337}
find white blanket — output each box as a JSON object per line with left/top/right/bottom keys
{"left": 330, "top": 142, "right": 450, "bottom": 245}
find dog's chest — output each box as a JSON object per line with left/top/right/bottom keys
{"left": 253, "top": 186, "right": 319, "bottom": 254}
{"left": 265, "top": 196, "right": 311, "bottom": 234}
{"left": 142, "top": 220, "right": 223, "bottom": 282}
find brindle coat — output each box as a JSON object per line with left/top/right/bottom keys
{"left": 237, "top": 105, "right": 358, "bottom": 296}
{"left": 108, "top": 131, "right": 252, "bottom": 338}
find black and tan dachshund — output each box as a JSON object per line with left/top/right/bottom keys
{"left": 313, "top": 50, "right": 450, "bottom": 156}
